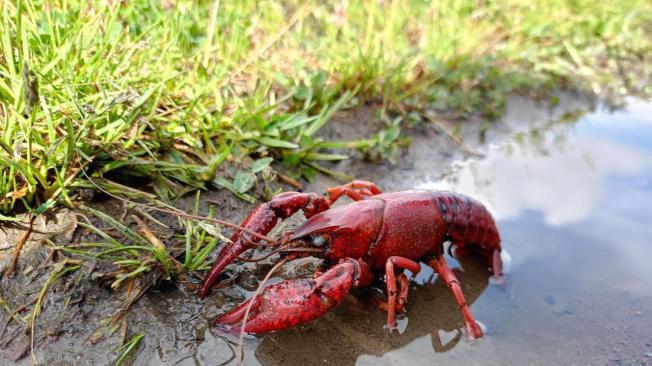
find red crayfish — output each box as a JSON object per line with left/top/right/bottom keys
{"left": 199, "top": 181, "right": 503, "bottom": 339}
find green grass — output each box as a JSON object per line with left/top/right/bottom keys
{"left": 1, "top": 0, "right": 651, "bottom": 216}
{"left": 58, "top": 194, "right": 228, "bottom": 290}
{"left": 114, "top": 332, "right": 145, "bottom": 366}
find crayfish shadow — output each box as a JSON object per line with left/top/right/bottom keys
{"left": 254, "top": 254, "right": 491, "bottom": 366}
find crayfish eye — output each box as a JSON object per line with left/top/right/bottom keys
{"left": 311, "top": 235, "right": 327, "bottom": 247}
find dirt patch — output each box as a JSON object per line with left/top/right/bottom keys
{"left": 0, "top": 210, "right": 77, "bottom": 270}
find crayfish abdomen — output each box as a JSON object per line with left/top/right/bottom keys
{"left": 432, "top": 191, "right": 502, "bottom": 275}
{"left": 434, "top": 191, "right": 501, "bottom": 250}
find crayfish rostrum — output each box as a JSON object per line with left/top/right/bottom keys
{"left": 199, "top": 181, "right": 503, "bottom": 339}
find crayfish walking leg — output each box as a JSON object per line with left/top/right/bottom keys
{"left": 384, "top": 256, "right": 421, "bottom": 332}
{"left": 326, "top": 180, "right": 382, "bottom": 204}
{"left": 428, "top": 255, "right": 484, "bottom": 339}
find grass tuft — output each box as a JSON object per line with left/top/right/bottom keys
{"left": 0, "top": 0, "right": 650, "bottom": 214}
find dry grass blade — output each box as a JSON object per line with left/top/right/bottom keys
{"left": 28, "top": 260, "right": 80, "bottom": 365}
{"left": 111, "top": 279, "right": 153, "bottom": 327}
{"left": 3, "top": 215, "right": 35, "bottom": 278}
{"left": 80, "top": 169, "right": 278, "bottom": 245}
{"left": 131, "top": 214, "right": 183, "bottom": 275}
{"left": 235, "top": 257, "right": 289, "bottom": 365}
{"left": 131, "top": 215, "right": 167, "bottom": 253}
{"left": 423, "top": 113, "right": 484, "bottom": 157}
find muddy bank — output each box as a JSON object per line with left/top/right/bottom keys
{"left": 1, "top": 91, "right": 601, "bottom": 365}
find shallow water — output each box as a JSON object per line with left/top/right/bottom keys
{"left": 243, "top": 99, "right": 652, "bottom": 366}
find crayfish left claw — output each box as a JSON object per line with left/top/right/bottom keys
{"left": 199, "top": 192, "right": 330, "bottom": 299}
{"left": 216, "top": 258, "right": 368, "bottom": 334}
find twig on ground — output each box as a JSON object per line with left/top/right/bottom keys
{"left": 4, "top": 215, "right": 35, "bottom": 278}
{"left": 235, "top": 257, "right": 289, "bottom": 365}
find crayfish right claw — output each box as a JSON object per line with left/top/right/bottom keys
{"left": 216, "top": 259, "right": 363, "bottom": 334}
{"left": 216, "top": 277, "right": 337, "bottom": 334}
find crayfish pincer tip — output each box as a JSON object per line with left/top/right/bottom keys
{"left": 197, "top": 286, "right": 210, "bottom": 299}
{"left": 213, "top": 322, "right": 240, "bottom": 336}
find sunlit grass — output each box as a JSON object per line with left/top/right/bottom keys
{"left": 0, "top": 0, "right": 650, "bottom": 215}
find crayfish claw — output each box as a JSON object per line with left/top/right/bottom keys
{"left": 199, "top": 192, "right": 331, "bottom": 299}
{"left": 216, "top": 259, "right": 363, "bottom": 334}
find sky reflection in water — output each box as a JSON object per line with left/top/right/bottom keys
{"left": 417, "top": 99, "right": 652, "bottom": 281}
